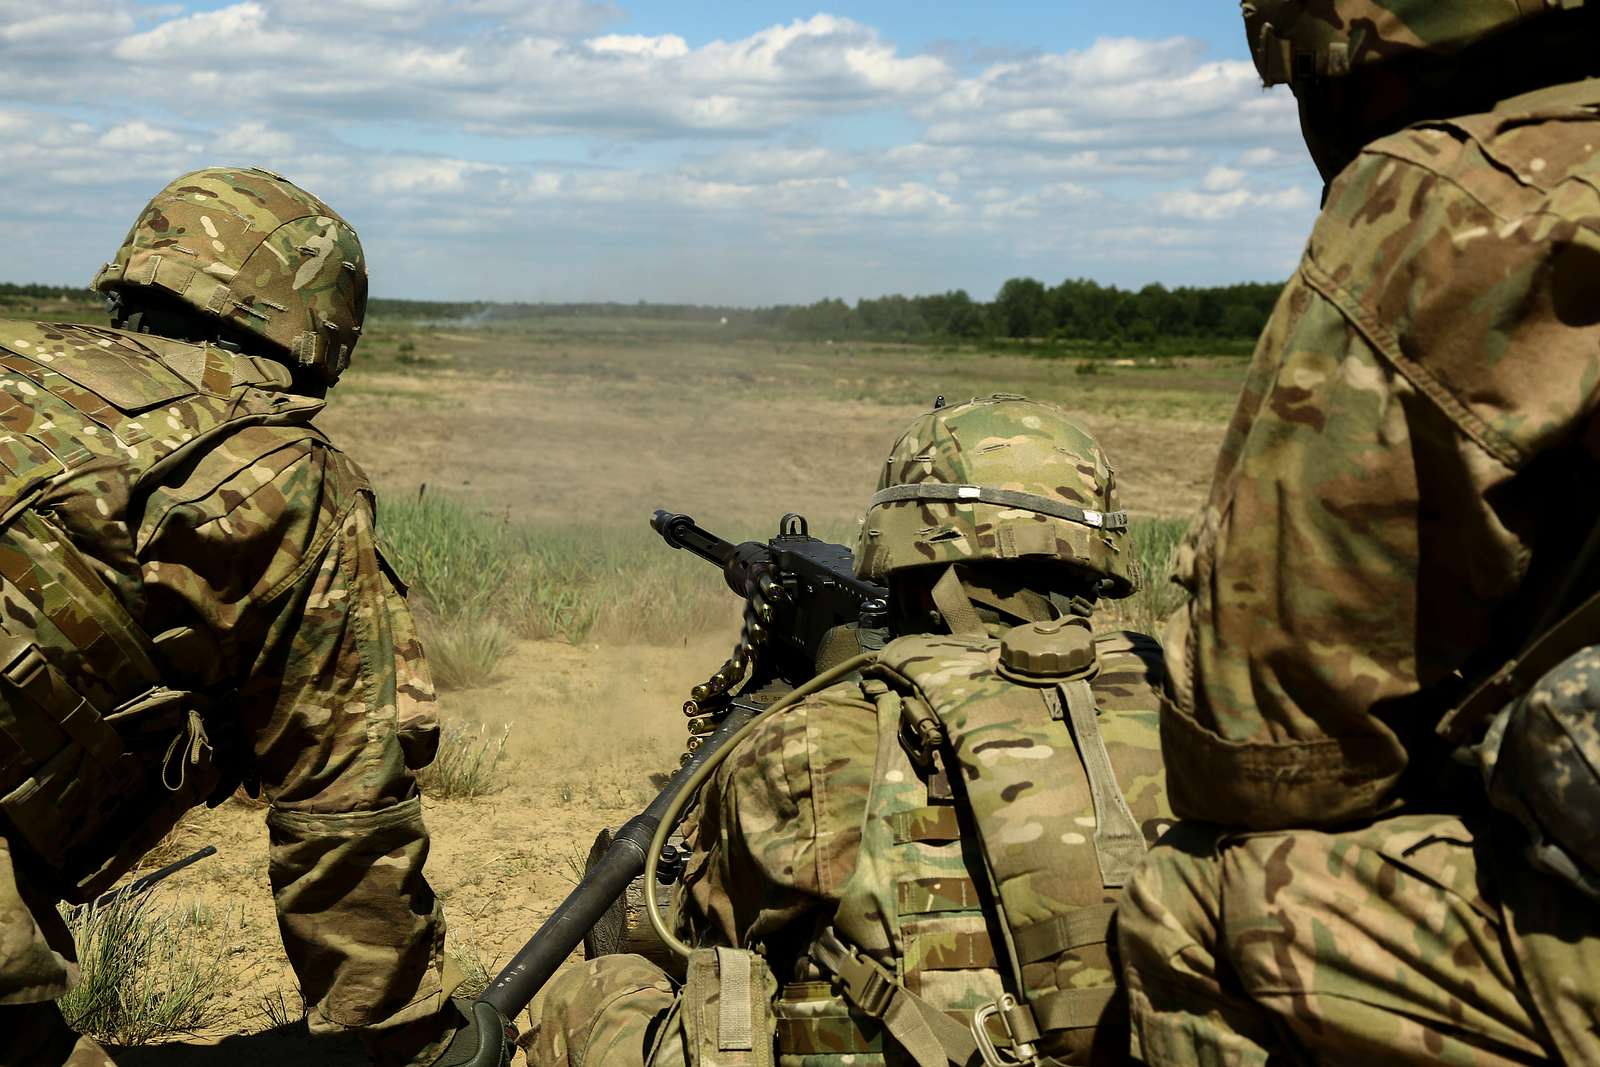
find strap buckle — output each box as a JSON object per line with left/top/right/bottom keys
{"left": 816, "top": 928, "right": 896, "bottom": 1018}
{"left": 972, "top": 994, "right": 1042, "bottom": 1067}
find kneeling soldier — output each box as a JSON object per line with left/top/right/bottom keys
{"left": 531, "top": 395, "right": 1173, "bottom": 1066}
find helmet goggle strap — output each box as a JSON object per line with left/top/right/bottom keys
{"left": 929, "top": 565, "right": 1096, "bottom": 635}
{"left": 931, "top": 565, "right": 987, "bottom": 636}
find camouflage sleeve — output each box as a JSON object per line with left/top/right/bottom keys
{"left": 678, "top": 687, "right": 877, "bottom": 953}
{"left": 1163, "top": 99, "right": 1600, "bottom": 830}
{"left": 140, "top": 427, "right": 452, "bottom": 1058}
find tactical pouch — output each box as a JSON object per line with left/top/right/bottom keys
{"left": 679, "top": 947, "right": 777, "bottom": 1067}
{"left": 1476, "top": 645, "right": 1600, "bottom": 899}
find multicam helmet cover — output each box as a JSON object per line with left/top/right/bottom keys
{"left": 92, "top": 167, "right": 366, "bottom": 385}
{"left": 1241, "top": 0, "right": 1579, "bottom": 87}
{"left": 855, "top": 394, "right": 1137, "bottom": 597}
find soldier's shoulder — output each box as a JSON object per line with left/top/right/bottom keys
{"left": 0, "top": 318, "right": 187, "bottom": 367}
{"left": 1344, "top": 80, "right": 1600, "bottom": 226}
{"left": 726, "top": 680, "right": 878, "bottom": 783}
{"left": 0, "top": 319, "right": 243, "bottom": 406}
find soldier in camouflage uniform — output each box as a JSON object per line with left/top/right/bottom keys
{"left": 1117, "top": 4, "right": 1600, "bottom": 1064}
{"left": 0, "top": 168, "right": 475, "bottom": 1066}
{"left": 529, "top": 395, "right": 1174, "bottom": 1066}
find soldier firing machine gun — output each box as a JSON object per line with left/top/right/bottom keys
{"left": 452, "top": 510, "right": 888, "bottom": 1064}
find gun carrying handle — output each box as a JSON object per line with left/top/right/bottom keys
{"left": 643, "top": 651, "right": 879, "bottom": 959}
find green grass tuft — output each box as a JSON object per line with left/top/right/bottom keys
{"left": 57, "top": 893, "right": 226, "bottom": 1045}
{"left": 422, "top": 617, "right": 514, "bottom": 691}
{"left": 1107, "top": 516, "right": 1191, "bottom": 637}
{"left": 417, "top": 720, "right": 512, "bottom": 799}
{"left": 255, "top": 986, "right": 306, "bottom": 1032}
{"left": 381, "top": 493, "right": 742, "bottom": 689}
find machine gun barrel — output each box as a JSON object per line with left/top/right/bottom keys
{"left": 651, "top": 509, "right": 736, "bottom": 567}
{"left": 652, "top": 509, "right": 774, "bottom": 598}
{"left": 478, "top": 706, "right": 756, "bottom": 1020}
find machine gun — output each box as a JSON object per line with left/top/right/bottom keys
{"left": 651, "top": 508, "right": 889, "bottom": 749}
{"left": 449, "top": 511, "right": 889, "bottom": 1065}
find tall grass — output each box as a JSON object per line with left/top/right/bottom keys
{"left": 382, "top": 493, "right": 741, "bottom": 687}
{"left": 381, "top": 491, "right": 1192, "bottom": 689}
{"left": 57, "top": 893, "right": 226, "bottom": 1045}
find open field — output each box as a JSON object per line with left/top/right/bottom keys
{"left": 85, "top": 316, "right": 1243, "bottom": 1062}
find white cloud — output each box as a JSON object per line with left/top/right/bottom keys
{"left": 587, "top": 33, "right": 690, "bottom": 59}
{"left": 918, "top": 36, "right": 1297, "bottom": 155}
{"left": 1200, "top": 166, "right": 1246, "bottom": 192}
{"left": 0, "top": 3, "right": 1320, "bottom": 302}
{"left": 212, "top": 121, "right": 296, "bottom": 157}
{"left": 1158, "top": 183, "right": 1314, "bottom": 221}
{"left": 98, "top": 120, "right": 182, "bottom": 150}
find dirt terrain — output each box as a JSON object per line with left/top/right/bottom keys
{"left": 322, "top": 327, "right": 1236, "bottom": 531}
{"left": 109, "top": 326, "right": 1239, "bottom": 1062}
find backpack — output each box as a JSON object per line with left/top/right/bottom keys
{"left": 0, "top": 319, "right": 326, "bottom": 900}
{"left": 771, "top": 619, "right": 1169, "bottom": 1066}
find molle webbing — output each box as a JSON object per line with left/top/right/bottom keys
{"left": 867, "top": 484, "right": 1128, "bottom": 531}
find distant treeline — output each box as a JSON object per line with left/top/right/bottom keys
{"left": 369, "top": 278, "right": 1284, "bottom": 344}
{"left": 8, "top": 278, "right": 1285, "bottom": 345}
{"left": 0, "top": 282, "right": 95, "bottom": 304}
{"left": 753, "top": 279, "right": 1283, "bottom": 343}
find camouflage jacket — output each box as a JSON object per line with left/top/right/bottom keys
{"left": 1161, "top": 77, "right": 1600, "bottom": 829}
{"left": 676, "top": 627, "right": 1169, "bottom": 1064}
{"left": 0, "top": 320, "right": 449, "bottom": 1048}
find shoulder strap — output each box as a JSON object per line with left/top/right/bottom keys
{"left": 930, "top": 565, "right": 986, "bottom": 636}
{"left": 809, "top": 928, "right": 978, "bottom": 1067}
{"left": 1046, "top": 680, "right": 1146, "bottom": 887}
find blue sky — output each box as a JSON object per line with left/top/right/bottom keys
{"left": 0, "top": 1, "right": 1318, "bottom": 305}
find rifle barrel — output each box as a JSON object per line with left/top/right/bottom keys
{"left": 80, "top": 844, "right": 218, "bottom": 912}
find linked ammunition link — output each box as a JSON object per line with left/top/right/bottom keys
{"left": 680, "top": 564, "right": 788, "bottom": 762}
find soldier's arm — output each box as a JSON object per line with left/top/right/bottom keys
{"left": 678, "top": 692, "right": 874, "bottom": 954}
{"left": 1164, "top": 118, "right": 1600, "bottom": 830}
{"left": 140, "top": 428, "right": 453, "bottom": 1062}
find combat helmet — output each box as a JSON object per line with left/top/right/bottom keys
{"left": 1241, "top": 0, "right": 1579, "bottom": 88}
{"left": 856, "top": 394, "right": 1136, "bottom": 598}
{"left": 92, "top": 167, "right": 367, "bottom": 385}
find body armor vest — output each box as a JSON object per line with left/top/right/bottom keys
{"left": 0, "top": 318, "right": 327, "bottom": 901}
{"left": 772, "top": 625, "right": 1171, "bottom": 1066}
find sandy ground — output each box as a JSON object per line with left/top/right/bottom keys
{"left": 104, "top": 331, "right": 1238, "bottom": 1062}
